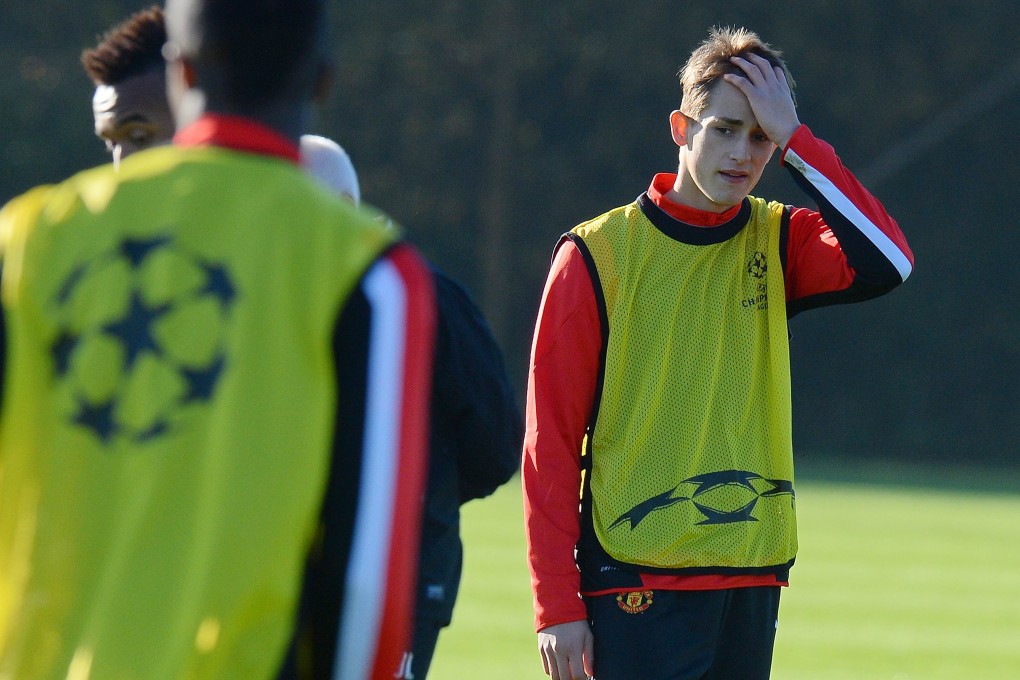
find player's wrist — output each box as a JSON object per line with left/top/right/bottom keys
{"left": 771, "top": 121, "right": 801, "bottom": 150}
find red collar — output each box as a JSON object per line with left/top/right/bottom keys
{"left": 647, "top": 173, "right": 742, "bottom": 227}
{"left": 173, "top": 114, "right": 300, "bottom": 163}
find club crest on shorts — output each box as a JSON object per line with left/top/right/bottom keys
{"left": 616, "top": 590, "right": 653, "bottom": 614}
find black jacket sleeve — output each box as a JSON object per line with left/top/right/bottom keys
{"left": 430, "top": 267, "right": 522, "bottom": 504}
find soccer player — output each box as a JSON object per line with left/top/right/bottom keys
{"left": 295, "top": 135, "right": 522, "bottom": 680}
{"left": 83, "top": 8, "right": 350, "bottom": 181}
{"left": 523, "top": 26, "right": 914, "bottom": 680}
{"left": 80, "top": 8, "right": 522, "bottom": 674}
{"left": 81, "top": 5, "right": 174, "bottom": 167}
{"left": 0, "top": 1, "right": 435, "bottom": 679}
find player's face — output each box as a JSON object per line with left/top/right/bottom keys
{"left": 92, "top": 69, "right": 174, "bottom": 168}
{"left": 673, "top": 80, "right": 776, "bottom": 212}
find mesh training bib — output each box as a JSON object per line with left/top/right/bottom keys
{"left": 572, "top": 195, "right": 797, "bottom": 572}
{"left": 0, "top": 146, "right": 393, "bottom": 678}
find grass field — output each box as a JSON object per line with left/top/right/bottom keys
{"left": 429, "top": 461, "right": 1020, "bottom": 679}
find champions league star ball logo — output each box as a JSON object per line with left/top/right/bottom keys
{"left": 609, "top": 470, "right": 795, "bottom": 530}
{"left": 747, "top": 251, "right": 768, "bottom": 279}
{"left": 50, "top": 235, "right": 236, "bottom": 444}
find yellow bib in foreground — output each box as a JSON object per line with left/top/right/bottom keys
{"left": 0, "top": 146, "right": 393, "bottom": 678}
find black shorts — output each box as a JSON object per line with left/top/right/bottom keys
{"left": 585, "top": 587, "right": 781, "bottom": 680}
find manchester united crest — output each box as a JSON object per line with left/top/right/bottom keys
{"left": 616, "top": 590, "right": 654, "bottom": 614}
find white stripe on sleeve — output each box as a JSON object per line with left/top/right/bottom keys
{"left": 333, "top": 258, "right": 407, "bottom": 680}
{"left": 785, "top": 147, "right": 913, "bottom": 282}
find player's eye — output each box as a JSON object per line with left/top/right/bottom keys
{"left": 129, "top": 129, "right": 154, "bottom": 145}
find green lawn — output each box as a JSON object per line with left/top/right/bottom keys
{"left": 429, "top": 465, "right": 1020, "bottom": 679}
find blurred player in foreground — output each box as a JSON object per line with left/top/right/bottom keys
{"left": 83, "top": 11, "right": 521, "bottom": 675}
{"left": 523, "top": 26, "right": 914, "bottom": 680}
{"left": 0, "top": 0, "right": 435, "bottom": 677}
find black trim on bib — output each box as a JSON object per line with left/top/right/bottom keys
{"left": 637, "top": 194, "right": 751, "bottom": 245}
{"left": 557, "top": 233, "right": 610, "bottom": 464}
{"left": 778, "top": 206, "right": 791, "bottom": 280}
{"left": 557, "top": 233, "right": 610, "bottom": 560}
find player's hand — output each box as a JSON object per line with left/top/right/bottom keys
{"left": 538, "top": 619, "right": 594, "bottom": 680}
{"left": 723, "top": 53, "right": 801, "bottom": 149}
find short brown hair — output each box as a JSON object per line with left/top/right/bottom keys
{"left": 81, "top": 6, "right": 166, "bottom": 86}
{"left": 678, "top": 26, "right": 795, "bottom": 118}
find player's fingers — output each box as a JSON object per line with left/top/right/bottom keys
{"left": 551, "top": 652, "right": 572, "bottom": 680}
{"left": 744, "top": 52, "right": 778, "bottom": 81}
{"left": 566, "top": 657, "right": 588, "bottom": 680}
{"left": 773, "top": 65, "right": 792, "bottom": 92}
{"left": 732, "top": 54, "right": 790, "bottom": 95}
{"left": 539, "top": 645, "right": 552, "bottom": 677}
{"left": 729, "top": 55, "right": 766, "bottom": 86}
{"left": 583, "top": 629, "right": 596, "bottom": 678}
{"left": 721, "top": 71, "right": 752, "bottom": 96}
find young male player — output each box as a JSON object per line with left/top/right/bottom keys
{"left": 81, "top": 5, "right": 174, "bottom": 167}
{"left": 83, "top": 8, "right": 353, "bottom": 183}
{"left": 0, "top": 0, "right": 435, "bottom": 678}
{"left": 523, "top": 26, "right": 914, "bottom": 680}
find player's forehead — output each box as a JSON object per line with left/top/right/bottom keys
{"left": 699, "top": 80, "right": 759, "bottom": 127}
{"left": 92, "top": 71, "right": 172, "bottom": 131}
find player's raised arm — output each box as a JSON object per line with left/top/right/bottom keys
{"left": 780, "top": 126, "right": 914, "bottom": 313}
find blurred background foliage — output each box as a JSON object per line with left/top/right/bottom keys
{"left": 2, "top": 0, "right": 1017, "bottom": 465}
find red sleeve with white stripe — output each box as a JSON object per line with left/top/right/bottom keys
{"left": 335, "top": 244, "right": 435, "bottom": 680}
{"left": 780, "top": 125, "right": 914, "bottom": 315}
{"left": 522, "top": 240, "right": 602, "bottom": 632}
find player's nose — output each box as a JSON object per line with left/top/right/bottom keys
{"left": 729, "top": 137, "right": 751, "bottom": 162}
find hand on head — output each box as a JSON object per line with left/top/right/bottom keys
{"left": 722, "top": 53, "right": 801, "bottom": 149}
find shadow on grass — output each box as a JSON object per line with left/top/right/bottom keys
{"left": 795, "top": 453, "right": 1020, "bottom": 496}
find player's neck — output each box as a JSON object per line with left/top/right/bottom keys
{"left": 648, "top": 173, "right": 742, "bottom": 227}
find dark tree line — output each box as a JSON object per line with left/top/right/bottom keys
{"left": 2, "top": 0, "right": 1018, "bottom": 464}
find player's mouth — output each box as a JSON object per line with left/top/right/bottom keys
{"left": 719, "top": 170, "right": 748, "bottom": 184}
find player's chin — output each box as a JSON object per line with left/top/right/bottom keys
{"left": 706, "top": 187, "right": 749, "bottom": 210}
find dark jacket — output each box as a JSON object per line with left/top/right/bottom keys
{"left": 417, "top": 268, "right": 522, "bottom": 625}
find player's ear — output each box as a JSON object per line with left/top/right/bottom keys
{"left": 669, "top": 110, "right": 691, "bottom": 147}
